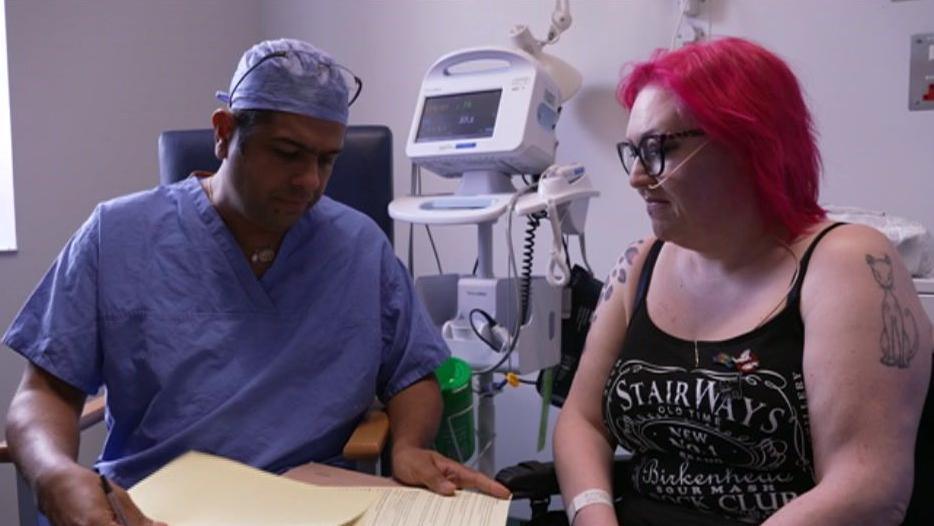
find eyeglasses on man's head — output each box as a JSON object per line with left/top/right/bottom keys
{"left": 229, "top": 51, "right": 363, "bottom": 108}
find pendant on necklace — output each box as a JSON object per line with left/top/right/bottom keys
{"left": 250, "top": 248, "right": 276, "bottom": 264}
{"left": 712, "top": 349, "right": 760, "bottom": 400}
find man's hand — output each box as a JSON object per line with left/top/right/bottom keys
{"left": 36, "top": 462, "right": 168, "bottom": 526}
{"left": 391, "top": 445, "right": 511, "bottom": 499}
{"left": 385, "top": 377, "right": 509, "bottom": 499}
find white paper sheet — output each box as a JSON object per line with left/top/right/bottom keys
{"left": 350, "top": 486, "right": 511, "bottom": 526}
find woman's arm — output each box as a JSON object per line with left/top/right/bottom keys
{"left": 554, "top": 238, "right": 652, "bottom": 526}
{"left": 764, "top": 225, "right": 932, "bottom": 526}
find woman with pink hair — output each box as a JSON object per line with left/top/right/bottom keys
{"left": 553, "top": 37, "right": 931, "bottom": 526}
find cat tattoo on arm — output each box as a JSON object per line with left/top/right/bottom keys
{"left": 865, "top": 253, "right": 919, "bottom": 369}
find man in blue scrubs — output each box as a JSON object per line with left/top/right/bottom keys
{"left": 3, "top": 38, "right": 509, "bottom": 525}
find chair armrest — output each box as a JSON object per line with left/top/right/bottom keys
{"left": 78, "top": 395, "right": 106, "bottom": 430}
{"left": 0, "top": 395, "right": 106, "bottom": 464}
{"left": 495, "top": 460, "right": 561, "bottom": 501}
{"left": 342, "top": 409, "right": 389, "bottom": 461}
{"left": 496, "top": 455, "right": 634, "bottom": 502}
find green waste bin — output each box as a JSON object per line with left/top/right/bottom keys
{"left": 434, "top": 357, "right": 475, "bottom": 462}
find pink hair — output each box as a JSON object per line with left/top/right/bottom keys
{"left": 617, "top": 37, "right": 825, "bottom": 240}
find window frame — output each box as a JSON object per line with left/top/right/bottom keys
{"left": 0, "top": 0, "right": 18, "bottom": 252}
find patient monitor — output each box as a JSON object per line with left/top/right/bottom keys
{"left": 388, "top": 0, "right": 595, "bottom": 475}
{"left": 390, "top": 37, "right": 598, "bottom": 373}
{"left": 391, "top": 46, "right": 566, "bottom": 229}
{"left": 406, "top": 47, "right": 560, "bottom": 185}
{"left": 391, "top": 46, "right": 570, "bottom": 376}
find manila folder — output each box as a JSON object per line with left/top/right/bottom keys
{"left": 129, "top": 451, "right": 376, "bottom": 526}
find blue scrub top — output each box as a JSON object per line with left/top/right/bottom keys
{"left": 3, "top": 176, "right": 449, "bottom": 487}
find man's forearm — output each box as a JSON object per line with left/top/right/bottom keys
{"left": 6, "top": 365, "right": 86, "bottom": 488}
{"left": 385, "top": 376, "right": 443, "bottom": 453}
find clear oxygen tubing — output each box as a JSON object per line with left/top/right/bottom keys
{"left": 647, "top": 140, "right": 709, "bottom": 191}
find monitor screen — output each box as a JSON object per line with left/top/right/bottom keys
{"left": 415, "top": 89, "right": 502, "bottom": 142}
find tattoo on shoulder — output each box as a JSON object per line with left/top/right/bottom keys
{"left": 592, "top": 240, "right": 644, "bottom": 323}
{"left": 865, "top": 253, "right": 919, "bottom": 369}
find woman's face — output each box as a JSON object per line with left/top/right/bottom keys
{"left": 625, "top": 85, "right": 750, "bottom": 244}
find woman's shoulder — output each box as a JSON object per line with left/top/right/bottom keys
{"left": 799, "top": 221, "right": 898, "bottom": 276}
{"left": 804, "top": 220, "right": 891, "bottom": 250}
{"left": 597, "top": 235, "right": 659, "bottom": 322}
{"left": 608, "top": 235, "right": 659, "bottom": 288}
{"left": 798, "top": 221, "right": 923, "bottom": 319}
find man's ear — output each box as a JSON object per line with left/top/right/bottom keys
{"left": 211, "top": 108, "right": 236, "bottom": 160}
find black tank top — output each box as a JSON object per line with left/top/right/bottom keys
{"left": 603, "top": 224, "right": 845, "bottom": 524}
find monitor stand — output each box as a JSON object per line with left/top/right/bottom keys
{"left": 455, "top": 170, "right": 516, "bottom": 196}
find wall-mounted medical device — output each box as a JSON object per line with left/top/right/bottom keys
{"left": 405, "top": 47, "right": 561, "bottom": 184}
{"left": 417, "top": 273, "right": 562, "bottom": 375}
{"left": 916, "top": 278, "right": 934, "bottom": 322}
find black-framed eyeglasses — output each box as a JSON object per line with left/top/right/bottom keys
{"left": 616, "top": 129, "right": 705, "bottom": 179}
{"left": 227, "top": 51, "right": 364, "bottom": 107}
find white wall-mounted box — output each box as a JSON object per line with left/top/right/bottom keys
{"left": 915, "top": 278, "right": 934, "bottom": 323}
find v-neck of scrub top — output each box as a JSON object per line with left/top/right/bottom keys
{"left": 184, "top": 174, "right": 312, "bottom": 312}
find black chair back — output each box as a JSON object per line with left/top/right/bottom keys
{"left": 157, "top": 125, "right": 394, "bottom": 244}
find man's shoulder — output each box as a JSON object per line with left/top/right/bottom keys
{"left": 313, "top": 196, "right": 388, "bottom": 242}
{"left": 96, "top": 180, "right": 190, "bottom": 220}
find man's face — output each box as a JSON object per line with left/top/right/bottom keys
{"left": 222, "top": 111, "right": 345, "bottom": 233}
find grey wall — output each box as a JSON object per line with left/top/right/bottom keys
{"left": 0, "top": 1, "right": 261, "bottom": 523}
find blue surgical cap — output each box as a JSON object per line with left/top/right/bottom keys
{"left": 216, "top": 38, "right": 351, "bottom": 125}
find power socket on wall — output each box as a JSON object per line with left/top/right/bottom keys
{"left": 909, "top": 33, "right": 934, "bottom": 111}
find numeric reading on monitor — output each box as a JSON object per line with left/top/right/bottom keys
{"left": 415, "top": 90, "right": 502, "bottom": 142}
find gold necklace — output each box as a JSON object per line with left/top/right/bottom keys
{"left": 203, "top": 177, "right": 276, "bottom": 266}
{"left": 752, "top": 240, "right": 800, "bottom": 329}
{"left": 691, "top": 240, "right": 800, "bottom": 370}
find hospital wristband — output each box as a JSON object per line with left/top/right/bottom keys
{"left": 567, "top": 488, "right": 614, "bottom": 525}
